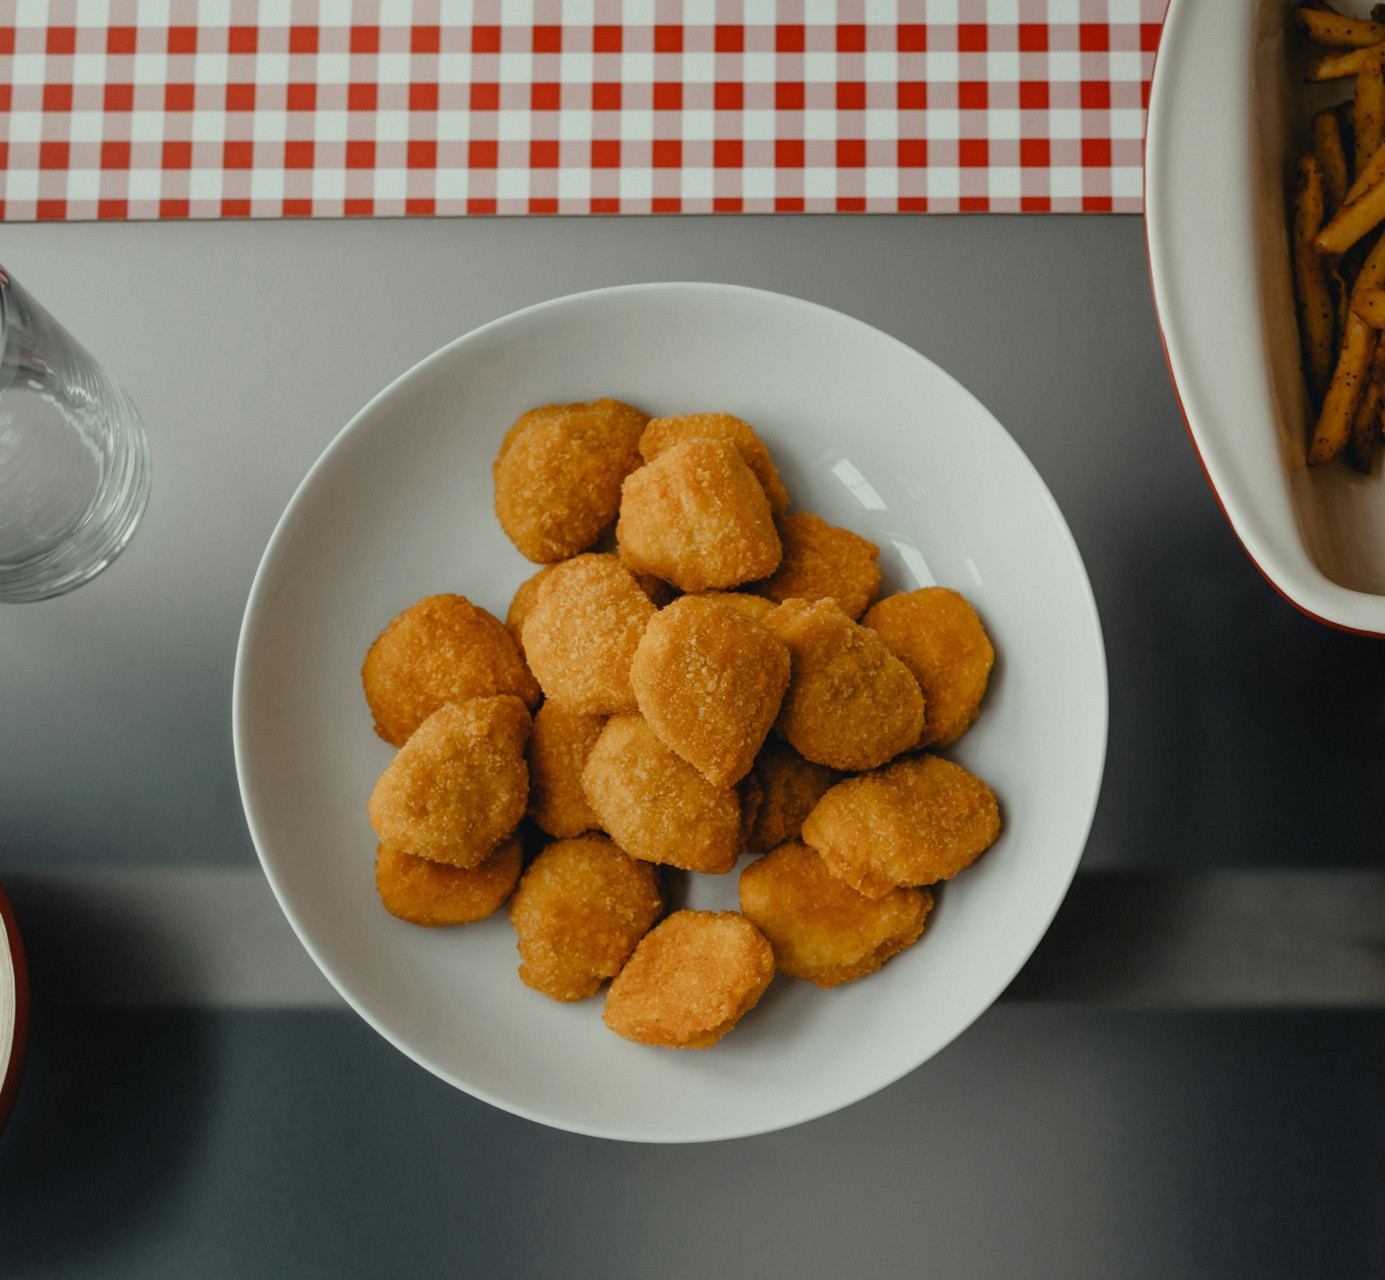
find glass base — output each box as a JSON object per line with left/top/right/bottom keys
{"left": 0, "top": 416, "right": 152, "bottom": 603}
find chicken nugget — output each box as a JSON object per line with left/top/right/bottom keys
{"left": 521, "top": 553, "right": 656, "bottom": 714}
{"left": 745, "top": 739, "right": 841, "bottom": 852}
{"left": 862, "top": 588, "right": 995, "bottom": 748}
{"left": 375, "top": 834, "right": 522, "bottom": 927}
{"left": 629, "top": 596, "right": 790, "bottom": 787}
{"left": 581, "top": 715, "right": 743, "bottom": 874}
{"left": 738, "top": 841, "right": 930, "bottom": 988}
{"left": 493, "top": 398, "right": 649, "bottom": 562}
{"left": 509, "top": 835, "right": 665, "bottom": 1001}
{"left": 747, "top": 513, "right": 881, "bottom": 620}
{"left": 603, "top": 910, "right": 775, "bottom": 1048}
{"left": 505, "top": 565, "right": 559, "bottom": 655}
{"left": 763, "top": 598, "right": 925, "bottom": 771}
{"left": 526, "top": 702, "right": 606, "bottom": 838}
{"left": 616, "top": 440, "right": 782, "bottom": 592}
{"left": 368, "top": 696, "right": 531, "bottom": 868}
{"left": 802, "top": 755, "right": 1001, "bottom": 898}
{"left": 639, "top": 413, "right": 790, "bottom": 514}
{"left": 689, "top": 591, "right": 776, "bottom": 622}
{"left": 362, "top": 594, "right": 540, "bottom": 747}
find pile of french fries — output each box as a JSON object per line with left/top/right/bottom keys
{"left": 1294, "top": 3, "right": 1385, "bottom": 472}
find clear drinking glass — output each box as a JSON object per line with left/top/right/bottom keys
{"left": 0, "top": 265, "right": 151, "bottom": 602}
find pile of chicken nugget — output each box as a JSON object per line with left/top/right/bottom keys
{"left": 362, "top": 399, "right": 1001, "bottom": 1050}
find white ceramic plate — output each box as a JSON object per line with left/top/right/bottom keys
{"left": 233, "top": 283, "right": 1107, "bottom": 1143}
{"left": 1147, "top": 0, "right": 1385, "bottom": 634}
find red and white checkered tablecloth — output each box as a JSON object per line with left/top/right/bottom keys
{"left": 0, "top": 1, "right": 1163, "bottom": 221}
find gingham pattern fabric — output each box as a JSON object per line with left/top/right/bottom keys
{"left": 0, "top": 0, "right": 1163, "bottom": 220}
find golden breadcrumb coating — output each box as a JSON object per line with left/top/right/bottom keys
{"left": 629, "top": 595, "right": 791, "bottom": 787}
{"left": 616, "top": 439, "right": 782, "bottom": 592}
{"left": 520, "top": 553, "right": 656, "bottom": 714}
{"left": 862, "top": 588, "right": 995, "bottom": 748}
{"left": 375, "top": 835, "right": 523, "bottom": 927}
{"left": 505, "top": 565, "right": 560, "bottom": 655}
{"left": 689, "top": 590, "right": 776, "bottom": 622}
{"left": 526, "top": 702, "right": 606, "bottom": 838}
{"left": 745, "top": 738, "right": 841, "bottom": 852}
{"left": 638, "top": 413, "right": 790, "bottom": 514}
{"left": 738, "top": 841, "right": 930, "bottom": 988}
{"left": 748, "top": 513, "right": 881, "bottom": 620}
{"left": 581, "top": 715, "right": 744, "bottom": 873}
{"left": 602, "top": 910, "right": 775, "bottom": 1048}
{"left": 493, "top": 398, "right": 649, "bottom": 562}
{"left": 367, "top": 696, "right": 531, "bottom": 868}
{"left": 362, "top": 594, "right": 540, "bottom": 747}
{"left": 762, "top": 598, "right": 925, "bottom": 771}
{"left": 509, "top": 834, "right": 665, "bottom": 1001}
{"left": 802, "top": 754, "right": 1001, "bottom": 897}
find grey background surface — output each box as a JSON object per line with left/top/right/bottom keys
{"left": 1, "top": 215, "right": 1383, "bottom": 1277}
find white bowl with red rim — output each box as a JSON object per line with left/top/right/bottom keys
{"left": 1147, "top": 0, "right": 1385, "bottom": 634}
{"left": 0, "top": 882, "right": 28, "bottom": 1134}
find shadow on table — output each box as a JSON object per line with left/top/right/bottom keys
{"left": 0, "top": 892, "right": 214, "bottom": 1268}
{"left": 1091, "top": 511, "right": 1385, "bottom": 869}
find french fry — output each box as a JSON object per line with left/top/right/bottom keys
{"left": 1333, "top": 261, "right": 1353, "bottom": 339}
{"left": 1297, "top": 8, "right": 1385, "bottom": 47}
{"left": 1348, "top": 345, "right": 1385, "bottom": 471}
{"left": 1344, "top": 137, "right": 1385, "bottom": 204}
{"left": 1295, "top": 157, "right": 1337, "bottom": 398}
{"left": 1353, "top": 284, "right": 1385, "bottom": 325}
{"left": 1307, "top": 42, "right": 1385, "bottom": 80}
{"left": 1357, "top": 58, "right": 1385, "bottom": 173}
{"left": 1315, "top": 110, "right": 1351, "bottom": 212}
{"left": 1348, "top": 380, "right": 1380, "bottom": 470}
{"left": 1311, "top": 234, "right": 1385, "bottom": 462}
{"left": 1316, "top": 175, "right": 1385, "bottom": 255}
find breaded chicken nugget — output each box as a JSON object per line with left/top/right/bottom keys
{"left": 505, "top": 565, "right": 559, "bottom": 655}
{"left": 362, "top": 594, "right": 540, "bottom": 747}
{"left": 603, "top": 910, "right": 775, "bottom": 1048}
{"left": 738, "top": 841, "right": 930, "bottom": 988}
{"left": 862, "top": 588, "right": 995, "bottom": 747}
{"left": 690, "top": 590, "right": 776, "bottom": 622}
{"left": 511, "top": 565, "right": 670, "bottom": 657}
{"left": 521, "top": 554, "right": 656, "bottom": 714}
{"left": 763, "top": 598, "right": 925, "bottom": 771}
{"left": 629, "top": 596, "right": 790, "bottom": 787}
{"left": 368, "top": 696, "right": 531, "bottom": 868}
{"left": 616, "top": 440, "right": 782, "bottom": 592}
{"left": 509, "top": 835, "right": 665, "bottom": 1001}
{"left": 639, "top": 413, "right": 790, "bottom": 514}
{"left": 748, "top": 513, "right": 881, "bottom": 620}
{"left": 745, "top": 738, "right": 841, "bottom": 852}
{"left": 375, "top": 834, "right": 522, "bottom": 927}
{"left": 581, "top": 715, "right": 743, "bottom": 874}
{"left": 526, "top": 702, "right": 606, "bottom": 838}
{"left": 802, "top": 755, "right": 1001, "bottom": 898}
{"left": 493, "top": 398, "right": 649, "bottom": 562}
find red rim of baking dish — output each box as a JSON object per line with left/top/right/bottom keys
{"left": 1141, "top": 8, "right": 1385, "bottom": 640}
{"left": 0, "top": 882, "right": 30, "bottom": 1135}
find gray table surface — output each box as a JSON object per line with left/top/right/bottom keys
{"left": 1, "top": 214, "right": 1383, "bottom": 1278}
